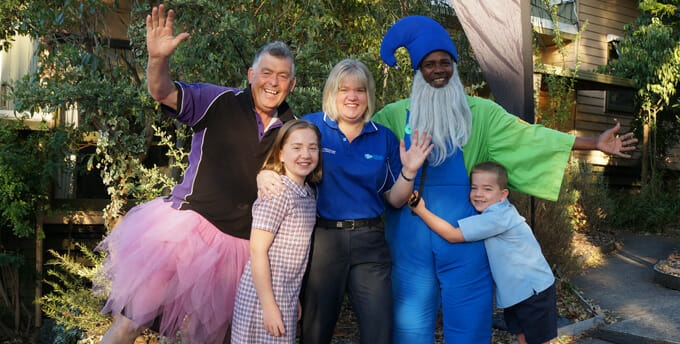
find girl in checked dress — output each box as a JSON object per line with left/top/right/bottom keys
{"left": 231, "top": 120, "right": 322, "bottom": 343}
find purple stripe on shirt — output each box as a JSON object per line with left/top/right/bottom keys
{"left": 170, "top": 127, "right": 206, "bottom": 208}
{"left": 165, "top": 82, "right": 242, "bottom": 126}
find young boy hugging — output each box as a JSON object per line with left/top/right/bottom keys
{"left": 409, "top": 161, "right": 557, "bottom": 344}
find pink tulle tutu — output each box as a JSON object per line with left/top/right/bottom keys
{"left": 94, "top": 197, "right": 250, "bottom": 343}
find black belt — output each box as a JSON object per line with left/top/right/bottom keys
{"left": 316, "top": 217, "right": 382, "bottom": 230}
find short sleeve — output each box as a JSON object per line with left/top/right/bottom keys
{"left": 251, "top": 193, "right": 290, "bottom": 234}
{"left": 163, "top": 82, "right": 241, "bottom": 127}
{"left": 458, "top": 211, "right": 509, "bottom": 242}
{"left": 384, "top": 128, "right": 402, "bottom": 191}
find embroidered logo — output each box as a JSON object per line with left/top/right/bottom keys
{"left": 322, "top": 148, "right": 336, "bottom": 154}
{"left": 364, "top": 154, "right": 384, "bottom": 160}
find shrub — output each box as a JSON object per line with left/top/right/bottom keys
{"left": 510, "top": 161, "right": 615, "bottom": 278}
{"left": 608, "top": 174, "right": 680, "bottom": 233}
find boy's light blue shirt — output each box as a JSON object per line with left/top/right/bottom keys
{"left": 458, "top": 199, "right": 555, "bottom": 308}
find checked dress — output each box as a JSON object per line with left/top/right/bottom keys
{"left": 232, "top": 175, "right": 317, "bottom": 343}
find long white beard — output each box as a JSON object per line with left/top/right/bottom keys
{"left": 409, "top": 67, "right": 472, "bottom": 166}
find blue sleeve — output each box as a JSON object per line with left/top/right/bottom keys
{"left": 163, "top": 82, "right": 241, "bottom": 126}
{"left": 458, "top": 211, "right": 509, "bottom": 242}
{"left": 384, "top": 129, "right": 402, "bottom": 191}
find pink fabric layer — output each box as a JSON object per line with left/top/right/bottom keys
{"left": 95, "top": 197, "right": 250, "bottom": 343}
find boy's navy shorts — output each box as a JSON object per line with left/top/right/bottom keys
{"left": 503, "top": 283, "right": 557, "bottom": 344}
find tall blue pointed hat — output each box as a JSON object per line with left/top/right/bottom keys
{"left": 380, "top": 15, "right": 458, "bottom": 71}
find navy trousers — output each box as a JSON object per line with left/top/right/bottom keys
{"left": 299, "top": 223, "right": 392, "bottom": 344}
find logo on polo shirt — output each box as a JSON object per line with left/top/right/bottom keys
{"left": 322, "top": 148, "right": 336, "bottom": 154}
{"left": 364, "top": 154, "right": 384, "bottom": 160}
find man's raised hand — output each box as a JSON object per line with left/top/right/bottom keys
{"left": 146, "top": 4, "right": 190, "bottom": 60}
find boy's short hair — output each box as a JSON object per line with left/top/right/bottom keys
{"left": 471, "top": 161, "right": 508, "bottom": 189}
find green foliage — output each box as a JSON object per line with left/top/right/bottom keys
{"left": 511, "top": 161, "right": 616, "bottom": 278}
{"left": 608, "top": 176, "right": 680, "bottom": 233}
{"left": 5, "top": 0, "right": 184, "bottom": 227}
{"left": 511, "top": 168, "right": 580, "bottom": 278}
{"left": 602, "top": 0, "right": 680, "bottom": 179}
{"left": 126, "top": 0, "right": 466, "bottom": 114}
{"left": 0, "top": 0, "right": 25, "bottom": 51}
{"left": 52, "top": 321, "right": 85, "bottom": 344}
{"left": 0, "top": 120, "right": 72, "bottom": 238}
{"left": 40, "top": 243, "right": 110, "bottom": 337}
{"left": 565, "top": 162, "right": 614, "bottom": 233}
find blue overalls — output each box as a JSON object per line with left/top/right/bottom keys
{"left": 386, "top": 119, "right": 493, "bottom": 343}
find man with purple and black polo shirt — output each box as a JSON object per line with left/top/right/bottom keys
{"left": 96, "top": 4, "right": 297, "bottom": 343}
{"left": 146, "top": 8, "right": 296, "bottom": 240}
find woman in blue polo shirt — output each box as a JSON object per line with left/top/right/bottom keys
{"left": 258, "top": 59, "right": 432, "bottom": 344}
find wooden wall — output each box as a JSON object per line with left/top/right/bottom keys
{"left": 571, "top": 90, "right": 638, "bottom": 167}
{"left": 535, "top": 1, "right": 643, "bottom": 173}
{"left": 102, "top": 0, "right": 132, "bottom": 40}
{"left": 538, "top": 0, "right": 639, "bottom": 72}
{"left": 577, "top": 0, "right": 640, "bottom": 71}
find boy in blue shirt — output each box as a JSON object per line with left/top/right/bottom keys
{"left": 409, "top": 161, "right": 557, "bottom": 344}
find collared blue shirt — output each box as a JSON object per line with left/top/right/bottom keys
{"left": 458, "top": 199, "right": 555, "bottom": 308}
{"left": 302, "top": 112, "right": 401, "bottom": 220}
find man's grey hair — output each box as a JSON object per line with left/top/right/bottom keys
{"left": 409, "top": 63, "right": 472, "bottom": 166}
{"left": 252, "top": 41, "right": 296, "bottom": 77}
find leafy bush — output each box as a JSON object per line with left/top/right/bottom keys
{"left": 0, "top": 120, "right": 72, "bottom": 239}
{"left": 510, "top": 161, "right": 616, "bottom": 278}
{"left": 511, "top": 179, "right": 580, "bottom": 278}
{"left": 565, "top": 161, "right": 615, "bottom": 234}
{"left": 40, "top": 243, "right": 110, "bottom": 337}
{"left": 608, "top": 174, "right": 680, "bottom": 233}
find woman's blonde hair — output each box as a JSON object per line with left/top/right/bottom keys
{"left": 261, "top": 120, "right": 323, "bottom": 184}
{"left": 322, "top": 59, "right": 376, "bottom": 123}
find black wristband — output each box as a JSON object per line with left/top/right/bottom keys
{"left": 400, "top": 169, "right": 414, "bottom": 182}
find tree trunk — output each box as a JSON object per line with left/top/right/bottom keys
{"left": 641, "top": 121, "right": 650, "bottom": 183}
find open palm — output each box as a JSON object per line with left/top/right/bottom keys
{"left": 146, "top": 4, "right": 190, "bottom": 59}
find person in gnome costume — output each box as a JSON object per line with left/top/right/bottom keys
{"left": 372, "top": 15, "right": 638, "bottom": 343}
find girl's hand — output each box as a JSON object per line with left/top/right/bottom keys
{"left": 257, "top": 170, "right": 284, "bottom": 200}
{"left": 263, "top": 304, "right": 285, "bottom": 337}
{"left": 400, "top": 129, "right": 433, "bottom": 178}
{"left": 297, "top": 300, "right": 302, "bottom": 321}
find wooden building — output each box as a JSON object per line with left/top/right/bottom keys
{"left": 532, "top": 0, "right": 653, "bottom": 183}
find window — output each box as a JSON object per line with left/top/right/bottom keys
{"left": 531, "top": 0, "right": 579, "bottom": 36}
{"left": 607, "top": 34, "right": 622, "bottom": 64}
{"left": 0, "top": 83, "right": 9, "bottom": 110}
{"left": 605, "top": 89, "right": 635, "bottom": 114}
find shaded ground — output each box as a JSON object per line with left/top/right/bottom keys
{"left": 569, "top": 232, "right": 680, "bottom": 344}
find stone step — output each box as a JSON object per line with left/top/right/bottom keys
{"left": 594, "top": 313, "right": 680, "bottom": 344}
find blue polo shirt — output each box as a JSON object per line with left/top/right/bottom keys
{"left": 301, "top": 112, "right": 401, "bottom": 220}
{"left": 458, "top": 199, "right": 555, "bottom": 308}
